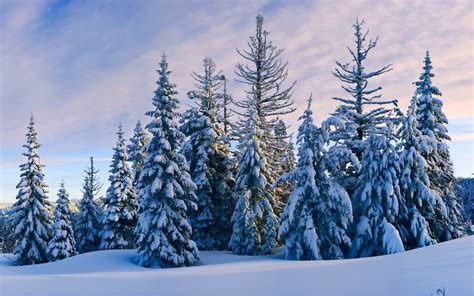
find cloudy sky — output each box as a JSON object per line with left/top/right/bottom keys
{"left": 1, "top": 0, "right": 472, "bottom": 202}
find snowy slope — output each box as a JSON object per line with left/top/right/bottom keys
{"left": 0, "top": 236, "right": 472, "bottom": 296}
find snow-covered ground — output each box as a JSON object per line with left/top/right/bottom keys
{"left": 1, "top": 236, "right": 472, "bottom": 296}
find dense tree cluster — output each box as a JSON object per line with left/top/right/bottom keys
{"left": 7, "top": 15, "right": 468, "bottom": 267}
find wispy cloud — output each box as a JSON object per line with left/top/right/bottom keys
{"left": 1, "top": 0, "right": 473, "bottom": 201}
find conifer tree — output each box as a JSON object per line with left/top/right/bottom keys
{"left": 330, "top": 19, "right": 400, "bottom": 192}
{"left": 350, "top": 132, "right": 405, "bottom": 257}
{"left": 127, "top": 120, "right": 149, "bottom": 186}
{"left": 10, "top": 115, "right": 52, "bottom": 265}
{"left": 229, "top": 109, "right": 278, "bottom": 255}
{"left": 278, "top": 98, "right": 353, "bottom": 260}
{"left": 75, "top": 157, "right": 102, "bottom": 253}
{"left": 99, "top": 124, "right": 138, "bottom": 250}
{"left": 414, "top": 51, "right": 466, "bottom": 240}
{"left": 234, "top": 15, "right": 296, "bottom": 214}
{"left": 181, "top": 57, "right": 234, "bottom": 250}
{"left": 135, "top": 53, "right": 199, "bottom": 268}
{"left": 398, "top": 99, "right": 447, "bottom": 249}
{"left": 272, "top": 119, "right": 296, "bottom": 214}
{"left": 48, "top": 182, "right": 77, "bottom": 261}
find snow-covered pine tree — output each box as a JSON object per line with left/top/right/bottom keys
{"left": 414, "top": 51, "right": 467, "bottom": 241}
{"left": 99, "top": 124, "right": 138, "bottom": 250}
{"left": 135, "top": 53, "right": 199, "bottom": 268}
{"left": 75, "top": 157, "right": 102, "bottom": 253}
{"left": 278, "top": 97, "right": 353, "bottom": 260}
{"left": 9, "top": 115, "right": 52, "bottom": 265}
{"left": 229, "top": 109, "right": 278, "bottom": 255}
{"left": 398, "top": 98, "right": 447, "bottom": 249}
{"left": 272, "top": 119, "right": 296, "bottom": 215}
{"left": 181, "top": 57, "right": 234, "bottom": 250}
{"left": 350, "top": 131, "right": 405, "bottom": 257}
{"left": 234, "top": 15, "right": 296, "bottom": 215}
{"left": 48, "top": 182, "right": 77, "bottom": 261}
{"left": 330, "top": 19, "right": 400, "bottom": 193}
{"left": 127, "top": 120, "right": 149, "bottom": 186}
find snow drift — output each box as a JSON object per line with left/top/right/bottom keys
{"left": 0, "top": 236, "right": 472, "bottom": 296}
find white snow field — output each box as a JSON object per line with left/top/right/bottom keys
{"left": 0, "top": 236, "right": 472, "bottom": 296}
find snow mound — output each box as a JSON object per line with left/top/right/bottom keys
{"left": 1, "top": 236, "right": 472, "bottom": 296}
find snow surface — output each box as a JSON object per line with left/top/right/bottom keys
{"left": 0, "top": 236, "right": 472, "bottom": 296}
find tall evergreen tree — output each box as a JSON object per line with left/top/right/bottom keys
{"left": 414, "top": 51, "right": 466, "bottom": 240}
{"left": 99, "top": 124, "right": 138, "bottom": 250}
{"left": 234, "top": 15, "right": 296, "bottom": 214}
{"left": 48, "top": 182, "right": 77, "bottom": 261}
{"left": 398, "top": 99, "right": 447, "bottom": 249}
{"left": 350, "top": 132, "right": 405, "bottom": 257}
{"left": 330, "top": 19, "right": 400, "bottom": 192}
{"left": 127, "top": 120, "right": 149, "bottom": 186}
{"left": 135, "top": 53, "right": 199, "bottom": 268}
{"left": 229, "top": 109, "right": 278, "bottom": 255}
{"left": 10, "top": 115, "right": 52, "bottom": 265}
{"left": 278, "top": 98, "right": 353, "bottom": 260}
{"left": 75, "top": 157, "right": 102, "bottom": 253}
{"left": 181, "top": 57, "right": 234, "bottom": 250}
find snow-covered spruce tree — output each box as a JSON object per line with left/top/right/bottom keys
{"left": 330, "top": 19, "right": 400, "bottom": 193}
{"left": 48, "top": 182, "right": 77, "bottom": 261}
{"left": 135, "top": 53, "right": 199, "bottom": 268}
{"left": 350, "top": 132, "right": 405, "bottom": 257}
{"left": 278, "top": 98, "right": 353, "bottom": 260}
{"left": 414, "top": 51, "right": 467, "bottom": 240}
{"left": 99, "top": 124, "right": 138, "bottom": 250}
{"left": 9, "top": 115, "right": 52, "bottom": 265}
{"left": 235, "top": 15, "right": 296, "bottom": 215}
{"left": 127, "top": 120, "right": 149, "bottom": 186}
{"left": 272, "top": 119, "right": 296, "bottom": 215}
{"left": 398, "top": 98, "right": 448, "bottom": 249}
{"left": 181, "top": 57, "right": 234, "bottom": 250}
{"left": 75, "top": 157, "right": 102, "bottom": 253}
{"left": 229, "top": 109, "right": 278, "bottom": 255}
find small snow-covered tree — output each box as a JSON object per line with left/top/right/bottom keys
{"left": 414, "top": 51, "right": 467, "bottom": 240}
{"left": 135, "top": 53, "right": 199, "bottom": 268}
{"left": 99, "top": 124, "right": 138, "bottom": 250}
{"left": 350, "top": 132, "right": 405, "bottom": 257}
{"left": 458, "top": 178, "right": 474, "bottom": 224}
{"left": 330, "top": 19, "right": 400, "bottom": 193}
{"left": 48, "top": 182, "right": 76, "bottom": 261}
{"left": 272, "top": 119, "right": 296, "bottom": 215}
{"left": 234, "top": 15, "right": 296, "bottom": 214}
{"left": 127, "top": 120, "right": 149, "bottom": 186}
{"left": 75, "top": 157, "right": 102, "bottom": 254}
{"left": 278, "top": 98, "right": 354, "bottom": 260}
{"left": 181, "top": 57, "right": 234, "bottom": 250}
{"left": 398, "top": 99, "right": 447, "bottom": 249}
{"left": 9, "top": 115, "right": 52, "bottom": 265}
{"left": 229, "top": 109, "right": 278, "bottom": 255}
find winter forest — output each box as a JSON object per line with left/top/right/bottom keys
{"left": 4, "top": 13, "right": 472, "bottom": 275}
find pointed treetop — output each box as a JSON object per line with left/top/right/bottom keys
{"left": 306, "top": 94, "right": 313, "bottom": 110}
{"left": 415, "top": 50, "right": 441, "bottom": 96}
{"left": 117, "top": 122, "right": 124, "bottom": 139}
{"left": 256, "top": 14, "right": 264, "bottom": 28}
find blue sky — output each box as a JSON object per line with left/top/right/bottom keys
{"left": 1, "top": 0, "right": 473, "bottom": 202}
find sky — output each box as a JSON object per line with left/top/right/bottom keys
{"left": 1, "top": 0, "right": 473, "bottom": 202}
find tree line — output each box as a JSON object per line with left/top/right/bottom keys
{"left": 7, "top": 15, "right": 469, "bottom": 267}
